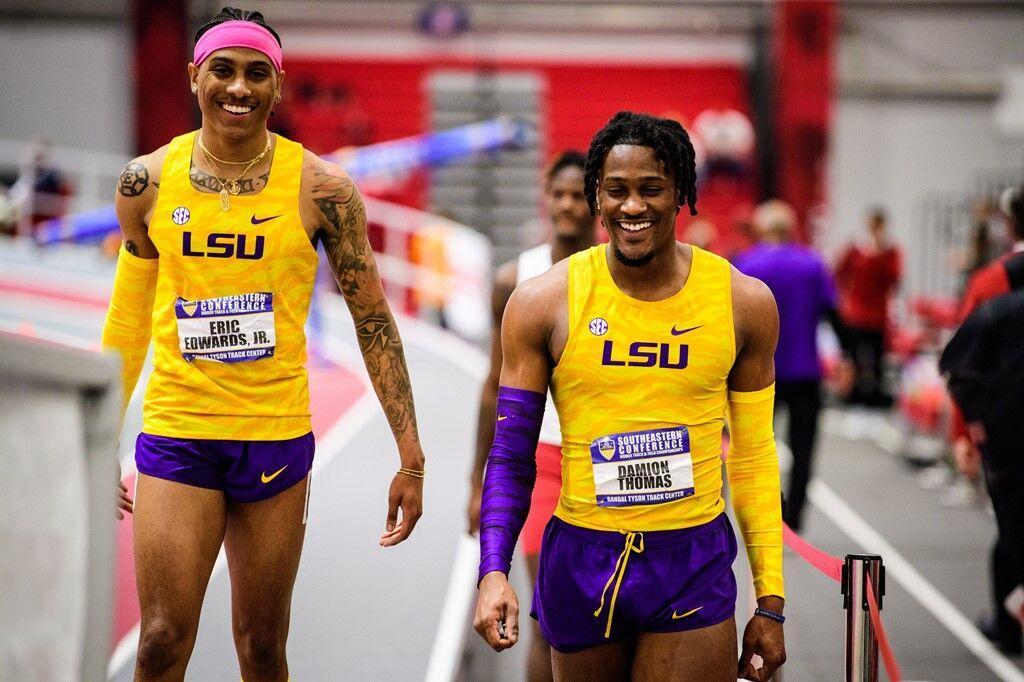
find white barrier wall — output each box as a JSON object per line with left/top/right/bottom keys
{"left": 0, "top": 332, "right": 120, "bottom": 682}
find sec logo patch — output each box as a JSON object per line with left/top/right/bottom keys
{"left": 172, "top": 206, "right": 190, "bottom": 225}
{"left": 589, "top": 317, "right": 608, "bottom": 336}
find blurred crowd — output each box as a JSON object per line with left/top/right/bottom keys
{"left": 720, "top": 189, "right": 1024, "bottom": 655}
{"left": 0, "top": 140, "right": 73, "bottom": 238}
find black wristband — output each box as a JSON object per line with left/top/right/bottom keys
{"left": 754, "top": 607, "right": 785, "bottom": 624}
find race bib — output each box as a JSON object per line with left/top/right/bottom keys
{"left": 175, "top": 292, "right": 276, "bottom": 363}
{"left": 590, "top": 426, "right": 695, "bottom": 507}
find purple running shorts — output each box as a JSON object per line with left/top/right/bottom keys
{"left": 531, "top": 513, "right": 738, "bottom": 653}
{"left": 135, "top": 431, "right": 314, "bottom": 503}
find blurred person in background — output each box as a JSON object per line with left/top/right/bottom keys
{"left": 102, "top": 8, "right": 425, "bottom": 679}
{"left": 941, "top": 283, "right": 1024, "bottom": 655}
{"left": 947, "top": 185, "right": 1024, "bottom": 654}
{"left": 474, "top": 112, "right": 785, "bottom": 682}
{"left": 10, "top": 139, "right": 73, "bottom": 233}
{"left": 410, "top": 222, "right": 452, "bottom": 328}
{"left": 835, "top": 207, "right": 902, "bottom": 407}
{"left": 467, "top": 149, "right": 594, "bottom": 682}
{"left": 733, "top": 200, "right": 840, "bottom": 532}
{"left": 682, "top": 217, "right": 716, "bottom": 252}
{"left": 0, "top": 185, "right": 18, "bottom": 236}
{"left": 960, "top": 196, "right": 1004, "bottom": 286}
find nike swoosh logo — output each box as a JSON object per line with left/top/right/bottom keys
{"left": 670, "top": 325, "right": 701, "bottom": 336}
{"left": 497, "top": 415, "right": 508, "bottom": 422}
{"left": 251, "top": 214, "right": 281, "bottom": 225}
{"left": 671, "top": 606, "right": 703, "bottom": 620}
{"left": 261, "top": 465, "right": 288, "bottom": 484}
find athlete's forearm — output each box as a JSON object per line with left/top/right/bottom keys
{"left": 101, "top": 245, "right": 158, "bottom": 419}
{"left": 478, "top": 386, "right": 544, "bottom": 583}
{"left": 353, "top": 301, "right": 423, "bottom": 464}
{"left": 471, "top": 380, "right": 498, "bottom": 483}
{"left": 314, "top": 163, "right": 423, "bottom": 465}
{"left": 726, "top": 384, "right": 785, "bottom": 600}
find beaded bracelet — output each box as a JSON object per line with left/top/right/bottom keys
{"left": 398, "top": 467, "right": 425, "bottom": 479}
{"left": 754, "top": 607, "right": 785, "bottom": 624}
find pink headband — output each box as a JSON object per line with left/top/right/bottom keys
{"left": 193, "top": 20, "right": 283, "bottom": 73}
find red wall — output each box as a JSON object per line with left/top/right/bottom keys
{"left": 280, "top": 56, "right": 755, "bottom": 252}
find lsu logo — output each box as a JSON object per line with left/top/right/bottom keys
{"left": 596, "top": 436, "right": 616, "bottom": 460}
{"left": 183, "top": 232, "right": 265, "bottom": 259}
{"left": 601, "top": 340, "right": 688, "bottom": 369}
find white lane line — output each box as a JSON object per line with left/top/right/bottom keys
{"left": 808, "top": 478, "right": 1024, "bottom": 682}
{"left": 367, "top": 308, "right": 487, "bottom": 682}
{"left": 107, "top": 341, "right": 378, "bottom": 679}
{"left": 424, "top": 535, "right": 481, "bottom": 682}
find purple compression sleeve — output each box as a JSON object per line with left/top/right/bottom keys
{"left": 478, "top": 386, "right": 546, "bottom": 585}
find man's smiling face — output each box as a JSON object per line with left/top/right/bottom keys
{"left": 189, "top": 47, "right": 283, "bottom": 139}
{"left": 596, "top": 144, "right": 679, "bottom": 267}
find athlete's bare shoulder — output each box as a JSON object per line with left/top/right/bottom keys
{"left": 298, "top": 149, "right": 362, "bottom": 237}
{"left": 730, "top": 265, "right": 777, "bottom": 345}
{"left": 492, "top": 259, "right": 518, "bottom": 312}
{"left": 728, "top": 265, "right": 778, "bottom": 389}
{"left": 113, "top": 144, "right": 168, "bottom": 258}
{"left": 498, "top": 258, "right": 567, "bottom": 389}
{"left": 115, "top": 145, "right": 167, "bottom": 206}
{"left": 503, "top": 257, "right": 569, "bottom": 346}
{"left": 495, "top": 259, "right": 518, "bottom": 289}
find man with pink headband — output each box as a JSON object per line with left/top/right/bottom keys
{"left": 103, "top": 7, "right": 427, "bottom": 680}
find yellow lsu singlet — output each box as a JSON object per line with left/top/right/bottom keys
{"left": 551, "top": 244, "right": 736, "bottom": 531}
{"left": 143, "top": 131, "right": 318, "bottom": 440}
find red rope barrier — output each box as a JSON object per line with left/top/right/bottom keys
{"left": 782, "top": 522, "right": 903, "bottom": 681}
{"left": 782, "top": 522, "right": 843, "bottom": 582}
{"left": 866, "top": 574, "right": 903, "bottom": 682}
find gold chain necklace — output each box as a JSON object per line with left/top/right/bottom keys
{"left": 197, "top": 135, "right": 272, "bottom": 211}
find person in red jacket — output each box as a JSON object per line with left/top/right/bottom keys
{"left": 835, "top": 207, "right": 902, "bottom": 406}
{"left": 950, "top": 185, "right": 1024, "bottom": 654}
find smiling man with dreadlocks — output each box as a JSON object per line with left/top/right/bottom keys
{"left": 473, "top": 112, "right": 786, "bottom": 681}
{"left": 102, "top": 7, "right": 426, "bottom": 680}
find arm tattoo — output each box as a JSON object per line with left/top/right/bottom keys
{"left": 118, "top": 162, "right": 149, "bottom": 197}
{"left": 124, "top": 240, "right": 139, "bottom": 256}
{"left": 314, "top": 163, "right": 420, "bottom": 443}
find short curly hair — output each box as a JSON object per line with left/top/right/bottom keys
{"left": 583, "top": 111, "right": 698, "bottom": 217}
{"left": 195, "top": 7, "right": 281, "bottom": 46}
{"left": 545, "top": 150, "right": 587, "bottom": 185}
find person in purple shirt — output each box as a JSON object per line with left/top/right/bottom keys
{"left": 733, "top": 200, "right": 840, "bottom": 531}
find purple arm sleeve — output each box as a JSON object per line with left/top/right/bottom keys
{"left": 478, "top": 386, "right": 546, "bottom": 585}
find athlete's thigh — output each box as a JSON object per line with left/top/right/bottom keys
{"left": 134, "top": 473, "right": 227, "bottom": 626}
{"left": 632, "top": 618, "right": 737, "bottom": 682}
{"left": 551, "top": 639, "right": 632, "bottom": 682}
{"left": 223, "top": 475, "right": 309, "bottom": 625}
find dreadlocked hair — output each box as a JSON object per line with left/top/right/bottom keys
{"left": 195, "top": 7, "right": 281, "bottom": 45}
{"left": 545, "top": 150, "right": 587, "bottom": 184}
{"left": 583, "top": 111, "right": 698, "bottom": 217}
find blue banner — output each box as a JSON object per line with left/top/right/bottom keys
{"left": 36, "top": 117, "right": 530, "bottom": 246}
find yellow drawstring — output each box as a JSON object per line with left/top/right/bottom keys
{"left": 593, "top": 531, "right": 645, "bottom": 639}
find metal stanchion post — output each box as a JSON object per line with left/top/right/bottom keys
{"left": 841, "top": 554, "right": 885, "bottom": 681}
